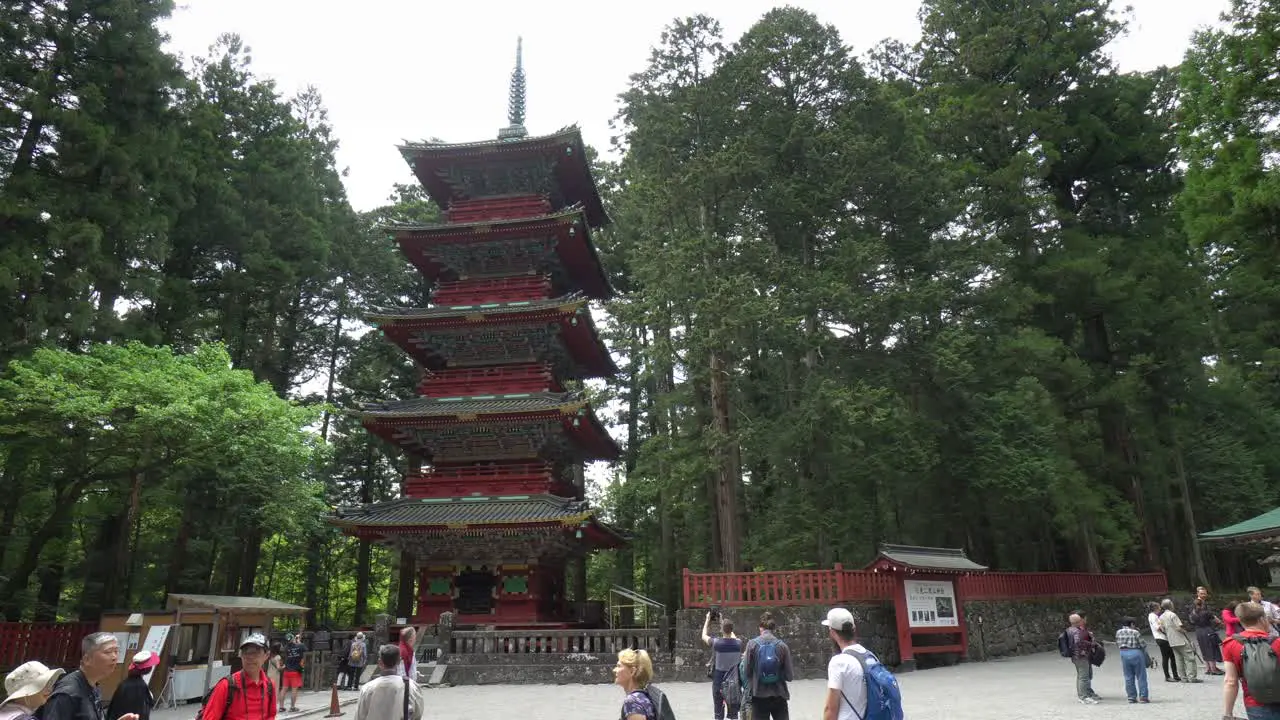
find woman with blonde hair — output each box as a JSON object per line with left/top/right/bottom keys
{"left": 615, "top": 649, "right": 656, "bottom": 720}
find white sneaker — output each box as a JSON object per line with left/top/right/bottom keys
{"left": 1079, "top": 697, "right": 1098, "bottom": 705}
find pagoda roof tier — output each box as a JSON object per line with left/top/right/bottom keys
{"left": 325, "top": 494, "right": 626, "bottom": 554}
{"left": 357, "top": 391, "right": 621, "bottom": 463}
{"left": 352, "top": 525, "right": 624, "bottom": 564}
{"left": 398, "top": 127, "right": 607, "bottom": 229}
{"left": 373, "top": 295, "right": 617, "bottom": 380}
{"left": 387, "top": 206, "right": 611, "bottom": 299}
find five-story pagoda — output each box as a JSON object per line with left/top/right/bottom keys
{"left": 327, "top": 40, "right": 624, "bottom": 627}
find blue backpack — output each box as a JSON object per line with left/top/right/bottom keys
{"left": 838, "top": 647, "right": 903, "bottom": 720}
{"left": 756, "top": 638, "right": 782, "bottom": 684}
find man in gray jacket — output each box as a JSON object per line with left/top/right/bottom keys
{"left": 356, "top": 646, "right": 422, "bottom": 720}
{"left": 742, "top": 612, "right": 794, "bottom": 720}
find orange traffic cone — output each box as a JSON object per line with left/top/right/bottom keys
{"left": 324, "top": 683, "right": 344, "bottom": 718}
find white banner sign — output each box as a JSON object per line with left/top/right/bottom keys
{"left": 904, "top": 579, "right": 958, "bottom": 628}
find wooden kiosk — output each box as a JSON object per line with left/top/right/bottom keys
{"left": 864, "top": 544, "right": 987, "bottom": 672}
{"left": 100, "top": 594, "right": 308, "bottom": 704}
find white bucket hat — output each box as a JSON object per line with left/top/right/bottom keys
{"left": 4, "top": 661, "right": 65, "bottom": 702}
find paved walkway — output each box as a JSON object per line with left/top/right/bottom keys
{"left": 151, "top": 688, "right": 359, "bottom": 720}
{"left": 149, "top": 652, "right": 1239, "bottom": 720}
{"left": 419, "top": 651, "right": 1236, "bottom": 720}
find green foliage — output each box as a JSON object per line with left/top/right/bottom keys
{"left": 0, "top": 342, "right": 323, "bottom": 619}
{"left": 593, "top": 0, "right": 1280, "bottom": 598}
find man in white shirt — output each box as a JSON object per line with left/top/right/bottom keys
{"left": 1248, "top": 586, "right": 1280, "bottom": 637}
{"left": 821, "top": 608, "right": 870, "bottom": 720}
{"left": 356, "top": 645, "right": 422, "bottom": 720}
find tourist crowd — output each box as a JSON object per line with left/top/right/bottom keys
{"left": 1058, "top": 585, "right": 1280, "bottom": 720}
{"left": 10, "top": 588, "right": 1280, "bottom": 720}
{"left": 613, "top": 607, "right": 903, "bottom": 720}
{"left": 0, "top": 628, "right": 422, "bottom": 720}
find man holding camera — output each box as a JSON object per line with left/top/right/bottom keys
{"left": 703, "top": 609, "right": 743, "bottom": 720}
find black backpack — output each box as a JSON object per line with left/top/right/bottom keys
{"left": 196, "top": 671, "right": 276, "bottom": 720}
{"left": 620, "top": 686, "right": 677, "bottom": 720}
{"left": 1234, "top": 634, "right": 1280, "bottom": 705}
{"left": 1057, "top": 630, "right": 1073, "bottom": 658}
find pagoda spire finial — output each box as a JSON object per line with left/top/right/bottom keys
{"left": 499, "top": 37, "right": 527, "bottom": 140}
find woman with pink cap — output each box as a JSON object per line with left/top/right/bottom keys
{"left": 0, "top": 661, "right": 66, "bottom": 720}
{"left": 106, "top": 651, "right": 159, "bottom": 720}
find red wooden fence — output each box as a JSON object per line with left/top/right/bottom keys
{"left": 683, "top": 568, "right": 1169, "bottom": 608}
{"left": 0, "top": 622, "right": 99, "bottom": 672}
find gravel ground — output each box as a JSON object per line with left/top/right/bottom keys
{"left": 150, "top": 650, "right": 1240, "bottom": 720}
{"left": 418, "top": 651, "right": 1237, "bottom": 720}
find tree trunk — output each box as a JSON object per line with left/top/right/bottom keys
{"left": 165, "top": 491, "right": 199, "bottom": 595}
{"left": 1172, "top": 439, "right": 1209, "bottom": 586}
{"left": 303, "top": 532, "right": 322, "bottom": 627}
{"left": 320, "top": 288, "right": 345, "bottom": 441}
{"left": 693, "top": 376, "right": 722, "bottom": 569}
{"left": 33, "top": 536, "right": 69, "bottom": 622}
{"left": 3, "top": 480, "right": 92, "bottom": 620}
{"left": 616, "top": 326, "right": 642, "bottom": 626}
{"left": 354, "top": 540, "right": 372, "bottom": 626}
{"left": 397, "top": 552, "right": 416, "bottom": 620}
{"left": 0, "top": 449, "right": 30, "bottom": 567}
{"left": 238, "top": 527, "right": 262, "bottom": 596}
{"left": 709, "top": 350, "right": 742, "bottom": 572}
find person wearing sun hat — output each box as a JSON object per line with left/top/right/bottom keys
{"left": 107, "top": 651, "right": 159, "bottom": 720}
{"left": 0, "top": 661, "right": 66, "bottom": 720}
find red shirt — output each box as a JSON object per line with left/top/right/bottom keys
{"left": 399, "top": 641, "right": 413, "bottom": 672}
{"left": 1222, "top": 630, "right": 1280, "bottom": 708}
{"left": 201, "top": 670, "right": 277, "bottom": 720}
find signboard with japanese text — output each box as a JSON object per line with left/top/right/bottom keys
{"left": 904, "top": 579, "right": 958, "bottom": 628}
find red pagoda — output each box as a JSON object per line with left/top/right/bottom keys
{"left": 327, "top": 40, "right": 624, "bottom": 627}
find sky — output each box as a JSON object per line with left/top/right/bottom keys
{"left": 160, "top": 0, "right": 1231, "bottom": 213}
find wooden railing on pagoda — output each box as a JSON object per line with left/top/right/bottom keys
{"left": 682, "top": 566, "right": 1169, "bottom": 608}
{"left": 0, "top": 621, "right": 99, "bottom": 672}
{"left": 449, "top": 627, "right": 664, "bottom": 655}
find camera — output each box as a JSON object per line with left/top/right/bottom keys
{"left": 709, "top": 606, "right": 721, "bottom": 622}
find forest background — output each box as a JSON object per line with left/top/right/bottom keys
{"left": 2, "top": 0, "right": 1279, "bottom": 626}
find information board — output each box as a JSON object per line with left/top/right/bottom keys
{"left": 139, "top": 624, "right": 173, "bottom": 684}
{"left": 904, "top": 579, "right": 958, "bottom": 628}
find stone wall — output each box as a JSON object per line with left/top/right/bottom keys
{"left": 671, "top": 593, "right": 1192, "bottom": 677}
{"left": 436, "top": 593, "right": 1190, "bottom": 685}
{"left": 965, "top": 593, "right": 1193, "bottom": 661}
{"left": 671, "top": 604, "right": 898, "bottom": 681}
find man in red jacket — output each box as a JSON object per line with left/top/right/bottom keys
{"left": 201, "top": 634, "right": 276, "bottom": 720}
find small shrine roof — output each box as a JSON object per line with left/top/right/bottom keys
{"left": 867, "top": 544, "right": 988, "bottom": 573}
{"left": 327, "top": 493, "right": 596, "bottom": 528}
{"left": 355, "top": 391, "right": 588, "bottom": 420}
{"left": 366, "top": 295, "right": 587, "bottom": 324}
{"left": 1200, "top": 507, "right": 1280, "bottom": 545}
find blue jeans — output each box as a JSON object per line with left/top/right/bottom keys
{"left": 1120, "top": 648, "right": 1148, "bottom": 701}
{"left": 1247, "top": 705, "right": 1280, "bottom": 720}
{"left": 712, "top": 669, "right": 740, "bottom": 720}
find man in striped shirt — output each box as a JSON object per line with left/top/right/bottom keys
{"left": 1115, "top": 618, "right": 1150, "bottom": 704}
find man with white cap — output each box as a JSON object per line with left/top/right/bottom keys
{"left": 199, "top": 633, "right": 277, "bottom": 720}
{"left": 0, "top": 661, "right": 65, "bottom": 720}
{"left": 822, "top": 608, "right": 905, "bottom": 720}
